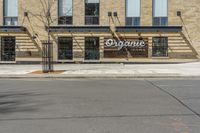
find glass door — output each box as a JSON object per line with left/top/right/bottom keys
{"left": 58, "top": 37, "right": 73, "bottom": 60}
{"left": 85, "top": 37, "right": 100, "bottom": 60}
{"left": 1, "top": 37, "right": 16, "bottom": 61}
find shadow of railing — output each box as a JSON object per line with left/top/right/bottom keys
{"left": 180, "top": 31, "right": 198, "bottom": 56}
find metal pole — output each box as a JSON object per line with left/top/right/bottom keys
{"left": 47, "top": 0, "right": 51, "bottom": 44}
{"left": 47, "top": 0, "right": 52, "bottom": 72}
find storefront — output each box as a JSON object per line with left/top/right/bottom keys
{"left": 48, "top": 25, "right": 198, "bottom": 63}
{"left": 0, "top": 0, "right": 199, "bottom": 63}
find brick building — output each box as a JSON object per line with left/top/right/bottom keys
{"left": 0, "top": 0, "right": 200, "bottom": 63}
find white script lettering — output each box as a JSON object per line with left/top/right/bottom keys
{"left": 106, "top": 39, "right": 146, "bottom": 50}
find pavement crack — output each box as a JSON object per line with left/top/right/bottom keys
{"left": 145, "top": 79, "right": 200, "bottom": 119}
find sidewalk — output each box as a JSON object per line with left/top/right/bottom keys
{"left": 0, "top": 62, "right": 200, "bottom": 78}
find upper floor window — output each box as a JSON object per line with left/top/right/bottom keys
{"left": 153, "top": 0, "right": 168, "bottom": 26}
{"left": 3, "top": 0, "right": 18, "bottom": 26}
{"left": 126, "top": 0, "right": 140, "bottom": 26}
{"left": 85, "top": 0, "right": 99, "bottom": 25}
{"left": 58, "top": 0, "right": 73, "bottom": 25}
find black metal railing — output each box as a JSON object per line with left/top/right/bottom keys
{"left": 42, "top": 41, "right": 53, "bottom": 73}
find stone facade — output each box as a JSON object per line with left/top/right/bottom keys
{"left": 0, "top": 0, "right": 200, "bottom": 63}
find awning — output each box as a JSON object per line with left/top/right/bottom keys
{"left": 116, "top": 26, "right": 182, "bottom": 33}
{"left": 49, "top": 26, "right": 111, "bottom": 33}
{"left": 0, "top": 26, "right": 26, "bottom": 33}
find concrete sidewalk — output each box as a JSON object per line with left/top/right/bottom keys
{"left": 0, "top": 62, "right": 200, "bottom": 78}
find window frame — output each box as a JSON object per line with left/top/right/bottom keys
{"left": 152, "top": 0, "right": 168, "bottom": 26}
{"left": 152, "top": 37, "right": 168, "bottom": 57}
{"left": 84, "top": 0, "right": 100, "bottom": 25}
{"left": 125, "top": 0, "right": 141, "bottom": 26}
{"left": 3, "top": 0, "right": 18, "bottom": 26}
{"left": 57, "top": 37, "right": 73, "bottom": 60}
{"left": 0, "top": 36, "right": 16, "bottom": 61}
{"left": 126, "top": 17, "right": 141, "bottom": 26}
{"left": 58, "top": 0, "right": 73, "bottom": 25}
{"left": 153, "top": 17, "right": 168, "bottom": 26}
{"left": 84, "top": 37, "right": 100, "bottom": 60}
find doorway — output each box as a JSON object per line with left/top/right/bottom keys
{"left": 1, "top": 37, "right": 16, "bottom": 61}
{"left": 85, "top": 37, "right": 100, "bottom": 60}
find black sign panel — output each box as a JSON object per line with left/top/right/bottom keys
{"left": 104, "top": 37, "right": 148, "bottom": 58}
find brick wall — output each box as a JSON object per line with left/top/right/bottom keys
{"left": 0, "top": 0, "right": 200, "bottom": 62}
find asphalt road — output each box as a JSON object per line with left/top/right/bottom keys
{"left": 0, "top": 78, "right": 200, "bottom": 133}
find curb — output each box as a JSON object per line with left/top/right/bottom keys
{"left": 0, "top": 74, "right": 200, "bottom": 79}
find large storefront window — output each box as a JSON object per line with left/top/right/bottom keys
{"left": 58, "top": 0, "right": 73, "bottom": 25}
{"left": 126, "top": 0, "right": 140, "bottom": 26}
{"left": 152, "top": 37, "right": 168, "bottom": 57}
{"left": 58, "top": 37, "right": 73, "bottom": 60}
{"left": 85, "top": 0, "right": 99, "bottom": 25}
{"left": 3, "top": 0, "right": 18, "bottom": 26}
{"left": 85, "top": 37, "right": 100, "bottom": 60}
{"left": 1, "top": 37, "right": 16, "bottom": 61}
{"left": 153, "top": 0, "right": 168, "bottom": 26}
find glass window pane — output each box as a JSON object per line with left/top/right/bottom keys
{"left": 126, "top": 18, "right": 132, "bottom": 26}
{"left": 85, "top": 37, "right": 100, "bottom": 60}
{"left": 126, "top": 17, "right": 140, "bottom": 26}
{"left": 58, "top": 16, "right": 72, "bottom": 25}
{"left": 85, "top": 0, "right": 99, "bottom": 25}
{"left": 161, "top": 17, "right": 168, "bottom": 26}
{"left": 153, "top": 0, "right": 167, "bottom": 17}
{"left": 133, "top": 17, "right": 140, "bottom": 26}
{"left": 85, "top": 3, "right": 99, "bottom": 16}
{"left": 86, "top": 0, "right": 99, "bottom": 3}
{"left": 153, "top": 17, "right": 160, "bottom": 26}
{"left": 59, "top": 0, "right": 72, "bottom": 16}
{"left": 126, "top": 0, "right": 140, "bottom": 17}
{"left": 4, "top": 17, "right": 18, "bottom": 26}
{"left": 152, "top": 37, "right": 168, "bottom": 57}
{"left": 58, "top": 37, "right": 73, "bottom": 60}
{"left": 153, "top": 17, "right": 168, "bottom": 26}
{"left": 1, "top": 37, "right": 16, "bottom": 61}
{"left": 13, "top": 18, "right": 18, "bottom": 26}
{"left": 4, "top": 18, "right": 11, "bottom": 26}
{"left": 4, "top": 0, "right": 18, "bottom": 17}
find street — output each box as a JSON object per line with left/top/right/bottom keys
{"left": 0, "top": 78, "right": 200, "bottom": 133}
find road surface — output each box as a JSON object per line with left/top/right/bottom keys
{"left": 0, "top": 78, "right": 200, "bottom": 133}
